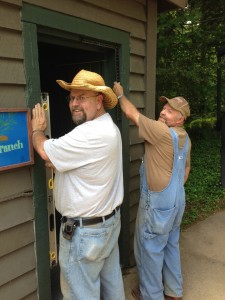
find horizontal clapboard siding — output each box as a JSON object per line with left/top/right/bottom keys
{"left": 0, "top": 0, "right": 37, "bottom": 297}
{"left": 0, "top": 270, "right": 37, "bottom": 300}
{"left": 0, "top": 222, "right": 35, "bottom": 257}
{"left": 0, "top": 1, "right": 26, "bottom": 108}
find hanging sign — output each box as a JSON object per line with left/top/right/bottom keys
{"left": 0, "top": 108, "right": 34, "bottom": 171}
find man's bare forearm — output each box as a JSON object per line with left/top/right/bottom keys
{"left": 32, "top": 130, "right": 49, "bottom": 161}
{"left": 113, "top": 82, "right": 140, "bottom": 126}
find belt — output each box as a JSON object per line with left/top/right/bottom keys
{"left": 61, "top": 205, "right": 121, "bottom": 226}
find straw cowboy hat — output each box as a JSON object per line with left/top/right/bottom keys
{"left": 56, "top": 69, "right": 118, "bottom": 109}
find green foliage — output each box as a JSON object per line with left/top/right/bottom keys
{"left": 182, "top": 128, "right": 225, "bottom": 228}
{"left": 185, "top": 116, "right": 217, "bottom": 139}
{"left": 156, "top": 0, "right": 225, "bottom": 118}
{"left": 156, "top": 1, "right": 225, "bottom": 227}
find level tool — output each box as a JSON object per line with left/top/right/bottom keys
{"left": 41, "top": 92, "right": 58, "bottom": 268}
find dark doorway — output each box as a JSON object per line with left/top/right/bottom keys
{"left": 38, "top": 42, "right": 115, "bottom": 136}
{"left": 37, "top": 40, "right": 118, "bottom": 299}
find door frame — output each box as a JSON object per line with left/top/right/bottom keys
{"left": 22, "top": 4, "right": 130, "bottom": 298}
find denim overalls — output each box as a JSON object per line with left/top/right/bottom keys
{"left": 134, "top": 128, "right": 189, "bottom": 300}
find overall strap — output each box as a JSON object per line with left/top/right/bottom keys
{"left": 169, "top": 128, "right": 189, "bottom": 183}
{"left": 169, "top": 128, "right": 189, "bottom": 159}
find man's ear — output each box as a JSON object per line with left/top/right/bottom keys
{"left": 176, "top": 114, "right": 185, "bottom": 126}
{"left": 97, "top": 94, "right": 104, "bottom": 109}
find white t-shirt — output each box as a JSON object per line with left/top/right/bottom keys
{"left": 44, "top": 113, "right": 123, "bottom": 217}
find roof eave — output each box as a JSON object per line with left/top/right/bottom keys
{"left": 158, "top": 0, "right": 188, "bottom": 13}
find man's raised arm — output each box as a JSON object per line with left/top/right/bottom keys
{"left": 113, "top": 82, "right": 140, "bottom": 127}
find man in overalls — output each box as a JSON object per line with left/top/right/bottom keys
{"left": 113, "top": 82, "right": 191, "bottom": 300}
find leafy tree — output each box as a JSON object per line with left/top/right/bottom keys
{"left": 156, "top": 0, "right": 225, "bottom": 120}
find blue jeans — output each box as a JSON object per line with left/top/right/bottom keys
{"left": 59, "top": 210, "right": 125, "bottom": 300}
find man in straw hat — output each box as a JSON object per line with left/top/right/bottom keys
{"left": 32, "top": 70, "right": 125, "bottom": 300}
{"left": 113, "top": 82, "right": 191, "bottom": 300}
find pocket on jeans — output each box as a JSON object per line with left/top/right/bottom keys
{"left": 145, "top": 206, "right": 177, "bottom": 236}
{"left": 79, "top": 223, "right": 119, "bottom": 262}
